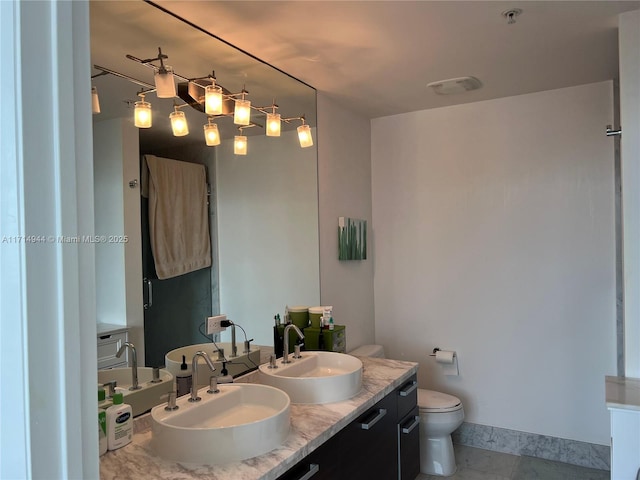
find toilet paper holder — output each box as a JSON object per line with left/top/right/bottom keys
{"left": 429, "top": 347, "right": 456, "bottom": 358}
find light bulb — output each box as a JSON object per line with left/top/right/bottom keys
{"left": 134, "top": 100, "right": 152, "bottom": 128}
{"left": 234, "top": 135, "right": 248, "bottom": 155}
{"left": 204, "top": 123, "right": 220, "bottom": 146}
{"left": 205, "top": 85, "right": 223, "bottom": 115}
{"left": 297, "top": 124, "right": 313, "bottom": 148}
{"left": 154, "top": 66, "right": 176, "bottom": 98}
{"left": 234, "top": 99, "right": 251, "bottom": 126}
{"left": 266, "top": 113, "right": 281, "bottom": 137}
{"left": 170, "top": 109, "right": 189, "bottom": 136}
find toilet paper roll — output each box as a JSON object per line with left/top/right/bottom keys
{"left": 435, "top": 350, "right": 455, "bottom": 364}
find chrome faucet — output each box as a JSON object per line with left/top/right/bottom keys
{"left": 189, "top": 351, "right": 216, "bottom": 402}
{"left": 116, "top": 342, "right": 140, "bottom": 390}
{"left": 230, "top": 322, "right": 237, "bottom": 358}
{"left": 282, "top": 324, "right": 305, "bottom": 364}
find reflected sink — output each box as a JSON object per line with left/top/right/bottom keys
{"left": 258, "top": 351, "right": 363, "bottom": 404}
{"left": 150, "top": 383, "right": 290, "bottom": 464}
{"left": 165, "top": 342, "right": 261, "bottom": 387}
{"left": 98, "top": 367, "right": 173, "bottom": 417}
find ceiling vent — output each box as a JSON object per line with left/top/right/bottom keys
{"left": 427, "top": 76, "right": 482, "bottom": 95}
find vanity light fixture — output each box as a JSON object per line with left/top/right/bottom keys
{"left": 91, "top": 86, "right": 101, "bottom": 114}
{"left": 205, "top": 83, "right": 223, "bottom": 115}
{"left": 204, "top": 119, "right": 221, "bottom": 146}
{"left": 170, "top": 105, "right": 189, "bottom": 136}
{"left": 266, "top": 104, "right": 281, "bottom": 137}
{"left": 234, "top": 134, "right": 248, "bottom": 155}
{"left": 97, "top": 49, "right": 314, "bottom": 150}
{"left": 134, "top": 93, "right": 152, "bottom": 128}
{"left": 297, "top": 121, "right": 313, "bottom": 148}
{"left": 152, "top": 48, "right": 176, "bottom": 98}
{"left": 234, "top": 90, "right": 251, "bottom": 126}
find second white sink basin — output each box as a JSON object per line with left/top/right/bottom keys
{"left": 151, "top": 383, "right": 290, "bottom": 464}
{"left": 98, "top": 367, "right": 173, "bottom": 416}
{"left": 165, "top": 342, "right": 261, "bottom": 386}
{"left": 258, "top": 351, "right": 363, "bottom": 404}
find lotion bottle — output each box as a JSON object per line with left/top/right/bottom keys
{"left": 105, "top": 392, "right": 132, "bottom": 450}
{"left": 176, "top": 354, "right": 192, "bottom": 397}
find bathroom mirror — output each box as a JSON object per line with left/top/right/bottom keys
{"left": 90, "top": 0, "right": 319, "bottom": 366}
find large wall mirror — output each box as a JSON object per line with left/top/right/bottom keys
{"left": 90, "top": 0, "right": 319, "bottom": 367}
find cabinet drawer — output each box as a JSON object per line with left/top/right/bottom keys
{"left": 97, "top": 331, "right": 128, "bottom": 369}
{"left": 396, "top": 374, "right": 418, "bottom": 420}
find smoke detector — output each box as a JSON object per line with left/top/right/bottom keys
{"left": 427, "top": 76, "right": 482, "bottom": 95}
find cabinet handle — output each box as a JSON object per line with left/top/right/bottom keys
{"left": 358, "top": 408, "right": 387, "bottom": 430}
{"left": 399, "top": 380, "right": 417, "bottom": 397}
{"left": 296, "top": 463, "right": 319, "bottom": 480}
{"left": 143, "top": 277, "right": 153, "bottom": 309}
{"left": 401, "top": 415, "right": 420, "bottom": 434}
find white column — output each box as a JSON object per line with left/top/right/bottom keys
{"left": 0, "top": 1, "right": 98, "bottom": 478}
{"left": 620, "top": 9, "right": 640, "bottom": 377}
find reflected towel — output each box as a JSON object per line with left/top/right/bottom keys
{"left": 144, "top": 154, "right": 211, "bottom": 279}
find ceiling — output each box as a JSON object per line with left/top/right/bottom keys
{"left": 156, "top": 0, "right": 639, "bottom": 119}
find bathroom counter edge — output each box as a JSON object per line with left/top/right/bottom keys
{"left": 99, "top": 356, "right": 419, "bottom": 480}
{"left": 605, "top": 375, "right": 640, "bottom": 411}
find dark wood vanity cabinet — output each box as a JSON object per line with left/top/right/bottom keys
{"left": 278, "top": 374, "right": 420, "bottom": 480}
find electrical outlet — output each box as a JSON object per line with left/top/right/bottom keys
{"left": 207, "top": 314, "right": 227, "bottom": 335}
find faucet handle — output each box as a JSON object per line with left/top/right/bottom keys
{"left": 207, "top": 376, "right": 219, "bottom": 394}
{"left": 244, "top": 338, "right": 254, "bottom": 354}
{"left": 294, "top": 344, "right": 302, "bottom": 359}
{"left": 151, "top": 366, "right": 162, "bottom": 383}
{"left": 102, "top": 381, "right": 117, "bottom": 397}
{"left": 164, "top": 391, "right": 178, "bottom": 411}
{"left": 268, "top": 354, "right": 278, "bottom": 369}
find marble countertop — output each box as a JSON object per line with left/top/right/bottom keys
{"left": 605, "top": 375, "right": 640, "bottom": 411}
{"left": 100, "top": 356, "right": 418, "bottom": 480}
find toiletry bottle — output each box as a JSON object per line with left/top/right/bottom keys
{"left": 176, "top": 354, "right": 192, "bottom": 397}
{"left": 98, "top": 389, "right": 108, "bottom": 456}
{"left": 105, "top": 392, "right": 132, "bottom": 450}
{"left": 328, "top": 315, "right": 334, "bottom": 331}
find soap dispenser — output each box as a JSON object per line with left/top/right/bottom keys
{"left": 176, "top": 354, "right": 192, "bottom": 397}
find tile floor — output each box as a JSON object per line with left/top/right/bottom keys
{"left": 416, "top": 445, "right": 610, "bottom": 480}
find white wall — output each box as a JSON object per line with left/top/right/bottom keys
{"left": 619, "top": 9, "right": 640, "bottom": 378}
{"left": 93, "top": 118, "right": 144, "bottom": 358}
{"left": 317, "top": 94, "right": 375, "bottom": 351}
{"left": 216, "top": 130, "right": 320, "bottom": 345}
{"left": 372, "top": 81, "right": 616, "bottom": 445}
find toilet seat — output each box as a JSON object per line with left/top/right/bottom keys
{"left": 418, "top": 389, "right": 462, "bottom": 413}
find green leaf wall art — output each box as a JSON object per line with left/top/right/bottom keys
{"left": 338, "top": 217, "right": 367, "bottom": 261}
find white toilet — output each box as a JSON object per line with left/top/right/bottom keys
{"left": 349, "top": 344, "right": 464, "bottom": 477}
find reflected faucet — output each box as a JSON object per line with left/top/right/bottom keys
{"left": 189, "top": 351, "right": 216, "bottom": 402}
{"left": 116, "top": 342, "right": 140, "bottom": 390}
{"left": 282, "top": 324, "right": 305, "bottom": 364}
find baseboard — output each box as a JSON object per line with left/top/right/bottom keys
{"left": 452, "top": 422, "right": 610, "bottom": 471}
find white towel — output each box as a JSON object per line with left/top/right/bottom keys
{"left": 144, "top": 154, "right": 212, "bottom": 279}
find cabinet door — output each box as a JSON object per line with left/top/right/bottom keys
{"left": 339, "top": 392, "right": 398, "bottom": 479}
{"left": 398, "top": 406, "right": 420, "bottom": 480}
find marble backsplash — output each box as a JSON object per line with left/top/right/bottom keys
{"left": 452, "top": 422, "right": 610, "bottom": 471}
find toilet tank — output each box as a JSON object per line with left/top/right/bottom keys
{"left": 349, "top": 344, "right": 385, "bottom": 358}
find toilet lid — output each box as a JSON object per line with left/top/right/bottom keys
{"left": 418, "top": 389, "right": 462, "bottom": 412}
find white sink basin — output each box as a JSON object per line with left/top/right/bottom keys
{"left": 165, "top": 343, "right": 261, "bottom": 386}
{"left": 150, "top": 383, "right": 290, "bottom": 464}
{"left": 258, "top": 351, "right": 363, "bottom": 404}
{"left": 98, "top": 367, "right": 173, "bottom": 416}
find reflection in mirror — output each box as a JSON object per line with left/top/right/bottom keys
{"left": 91, "top": 0, "right": 319, "bottom": 367}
